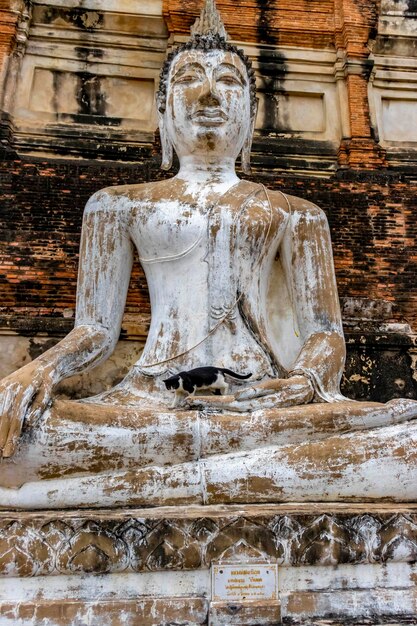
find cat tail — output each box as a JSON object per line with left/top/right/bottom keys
{"left": 220, "top": 368, "right": 252, "bottom": 380}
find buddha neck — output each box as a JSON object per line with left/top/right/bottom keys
{"left": 175, "top": 156, "right": 240, "bottom": 191}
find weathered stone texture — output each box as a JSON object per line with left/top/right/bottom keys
{"left": 1, "top": 506, "right": 417, "bottom": 577}
{"left": 0, "top": 2, "right": 416, "bottom": 624}
{"left": 1, "top": 506, "right": 417, "bottom": 624}
{"left": 0, "top": 597, "right": 209, "bottom": 626}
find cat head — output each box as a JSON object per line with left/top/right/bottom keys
{"left": 163, "top": 375, "right": 180, "bottom": 390}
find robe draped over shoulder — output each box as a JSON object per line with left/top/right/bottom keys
{"left": 222, "top": 181, "right": 345, "bottom": 402}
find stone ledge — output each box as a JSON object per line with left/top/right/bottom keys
{"left": 1, "top": 504, "right": 417, "bottom": 578}
{"left": 2, "top": 502, "right": 417, "bottom": 519}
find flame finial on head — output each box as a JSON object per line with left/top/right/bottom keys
{"left": 190, "top": 0, "right": 228, "bottom": 40}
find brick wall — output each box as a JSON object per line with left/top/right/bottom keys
{"left": 1, "top": 147, "right": 416, "bottom": 329}
{"left": 0, "top": 0, "right": 19, "bottom": 65}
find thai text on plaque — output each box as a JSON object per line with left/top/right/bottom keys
{"left": 212, "top": 564, "right": 278, "bottom": 601}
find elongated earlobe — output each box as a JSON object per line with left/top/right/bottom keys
{"left": 158, "top": 113, "right": 173, "bottom": 171}
{"left": 241, "top": 100, "right": 258, "bottom": 175}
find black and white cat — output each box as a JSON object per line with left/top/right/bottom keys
{"left": 163, "top": 366, "right": 252, "bottom": 408}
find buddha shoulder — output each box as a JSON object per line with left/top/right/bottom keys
{"left": 291, "top": 194, "right": 327, "bottom": 218}
{"left": 258, "top": 189, "right": 326, "bottom": 226}
{"left": 271, "top": 192, "right": 329, "bottom": 229}
{"left": 84, "top": 180, "right": 170, "bottom": 215}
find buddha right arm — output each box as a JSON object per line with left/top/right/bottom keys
{"left": 0, "top": 190, "right": 134, "bottom": 458}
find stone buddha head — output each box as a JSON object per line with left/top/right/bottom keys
{"left": 156, "top": 0, "right": 257, "bottom": 174}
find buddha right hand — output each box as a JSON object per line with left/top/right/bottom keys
{"left": 233, "top": 375, "right": 314, "bottom": 402}
{"left": 0, "top": 361, "right": 55, "bottom": 458}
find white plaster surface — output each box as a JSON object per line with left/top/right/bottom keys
{"left": 0, "top": 570, "right": 210, "bottom": 603}
{"left": 1, "top": 562, "right": 415, "bottom": 601}
{"left": 1, "top": 562, "right": 416, "bottom": 623}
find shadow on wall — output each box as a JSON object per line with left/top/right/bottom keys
{"left": 256, "top": 0, "right": 288, "bottom": 133}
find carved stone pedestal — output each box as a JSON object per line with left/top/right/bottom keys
{"left": 1, "top": 504, "right": 417, "bottom": 625}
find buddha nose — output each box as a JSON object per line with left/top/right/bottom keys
{"left": 198, "top": 77, "right": 221, "bottom": 106}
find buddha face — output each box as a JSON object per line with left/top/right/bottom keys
{"left": 164, "top": 49, "right": 252, "bottom": 162}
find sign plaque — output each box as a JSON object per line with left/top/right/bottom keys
{"left": 212, "top": 563, "right": 278, "bottom": 602}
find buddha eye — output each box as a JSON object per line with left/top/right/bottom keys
{"left": 174, "top": 73, "right": 200, "bottom": 85}
{"left": 217, "top": 74, "right": 242, "bottom": 86}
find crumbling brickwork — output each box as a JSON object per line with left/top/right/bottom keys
{"left": 1, "top": 150, "right": 415, "bottom": 328}
{"left": 0, "top": 0, "right": 20, "bottom": 63}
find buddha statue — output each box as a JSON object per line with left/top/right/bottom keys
{"left": 0, "top": 0, "right": 416, "bottom": 509}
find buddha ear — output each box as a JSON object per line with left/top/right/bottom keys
{"left": 240, "top": 99, "right": 258, "bottom": 176}
{"left": 158, "top": 109, "right": 173, "bottom": 171}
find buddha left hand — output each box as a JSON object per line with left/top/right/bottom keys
{"left": 187, "top": 374, "right": 314, "bottom": 412}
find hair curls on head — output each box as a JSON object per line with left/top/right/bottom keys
{"left": 156, "top": 33, "right": 257, "bottom": 118}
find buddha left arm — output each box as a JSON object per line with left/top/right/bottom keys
{"left": 279, "top": 201, "right": 346, "bottom": 401}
